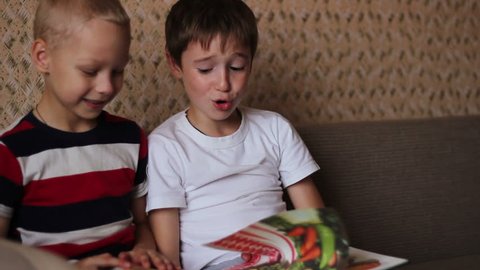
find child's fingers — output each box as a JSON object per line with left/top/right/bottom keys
{"left": 76, "top": 253, "right": 121, "bottom": 270}
{"left": 119, "top": 250, "right": 147, "bottom": 267}
{"left": 138, "top": 250, "right": 153, "bottom": 268}
{"left": 119, "top": 249, "right": 182, "bottom": 270}
{"left": 144, "top": 249, "right": 181, "bottom": 270}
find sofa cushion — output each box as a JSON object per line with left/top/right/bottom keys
{"left": 295, "top": 116, "right": 480, "bottom": 264}
{"left": 397, "top": 254, "right": 480, "bottom": 269}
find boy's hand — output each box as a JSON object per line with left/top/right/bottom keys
{"left": 118, "top": 247, "right": 182, "bottom": 270}
{"left": 75, "top": 253, "right": 120, "bottom": 270}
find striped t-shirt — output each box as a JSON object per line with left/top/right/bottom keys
{"left": 0, "top": 111, "right": 147, "bottom": 259}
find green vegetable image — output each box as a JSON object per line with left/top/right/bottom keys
{"left": 317, "top": 224, "right": 336, "bottom": 269}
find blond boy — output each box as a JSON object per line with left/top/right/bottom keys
{"left": 0, "top": 1, "right": 178, "bottom": 269}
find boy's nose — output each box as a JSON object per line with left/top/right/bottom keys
{"left": 96, "top": 75, "right": 115, "bottom": 94}
{"left": 216, "top": 69, "right": 231, "bottom": 92}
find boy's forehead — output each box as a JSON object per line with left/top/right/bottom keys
{"left": 181, "top": 36, "right": 251, "bottom": 64}
{"left": 190, "top": 34, "right": 250, "bottom": 53}
{"left": 46, "top": 16, "right": 129, "bottom": 48}
{"left": 36, "top": 3, "right": 130, "bottom": 47}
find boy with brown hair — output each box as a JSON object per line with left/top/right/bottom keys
{"left": 147, "top": 0, "right": 325, "bottom": 269}
{"left": 0, "top": 1, "right": 178, "bottom": 269}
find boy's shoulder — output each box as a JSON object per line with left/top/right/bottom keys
{"left": 149, "top": 110, "right": 186, "bottom": 136}
{"left": 242, "top": 107, "right": 291, "bottom": 125}
{"left": 1, "top": 113, "right": 35, "bottom": 140}
{"left": 1, "top": 111, "right": 144, "bottom": 143}
{"left": 147, "top": 108, "right": 293, "bottom": 139}
{"left": 242, "top": 107, "right": 282, "bottom": 118}
{"left": 99, "top": 112, "right": 146, "bottom": 144}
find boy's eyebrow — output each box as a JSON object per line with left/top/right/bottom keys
{"left": 193, "top": 52, "right": 250, "bottom": 63}
{"left": 76, "top": 59, "right": 102, "bottom": 65}
{"left": 193, "top": 56, "right": 215, "bottom": 63}
{"left": 76, "top": 58, "right": 129, "bottom": 67}
{"left": 233, "top": 52, "right": 250, "bottom": 59}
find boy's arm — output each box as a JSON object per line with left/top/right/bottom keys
{"left": 149, "top": 208, "right": 181, "bottom": 267}
{"left": 286, "top": 177, "right": 325, "bottom": 209}
{"left": 131, "top": 196, "right": 157, "bottom": 250}
{"left": 128, "top": 196, "right": 181, "bottom": 269}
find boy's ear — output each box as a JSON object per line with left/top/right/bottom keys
{"left": 31, "top": 39, "right": 50, "bottom": 73}
{"left": 165, "top": 49, "right": 182, "bottom": 79}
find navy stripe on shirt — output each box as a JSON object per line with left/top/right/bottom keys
{"left": 17, "top": 194, "right": 132, "bottom": 233}
{"left": 135, "top": 157, "right": 147, "bottom": 186}
{"left": 0, "top": 176, "right": 23, "bottom": 208}
{"left": 3, "top": 112, "right": 141, "bottom": 157}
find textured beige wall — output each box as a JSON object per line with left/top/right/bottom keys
{"left": 1, "top": 0, "right": 479, "bottom": 132}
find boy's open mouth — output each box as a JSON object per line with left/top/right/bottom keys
{"left": 213, "top": 99, "right": 233, "bottom": 111}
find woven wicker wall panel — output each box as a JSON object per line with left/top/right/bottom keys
{"left": 1, "top": 0, "right": 479, "bottom": 132}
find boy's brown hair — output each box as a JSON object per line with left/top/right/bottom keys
{"left": 165, "top": 0, "right": 258, "bottom": 66}
{"left": 33, "top": 0, "right": 130, "bottom": 47}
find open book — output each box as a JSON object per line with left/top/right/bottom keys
{"left": 206, "top": 208, "right": 407, "bottom": 270}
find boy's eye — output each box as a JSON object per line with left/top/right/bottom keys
{"left": 230, "top": 65, "right": 245, "bottom": 71}
{"left": 197, "top": 68, "right": 213, "bottom": 74}
{"left": 81, "top": 69, "right": 97, "bottom": 76}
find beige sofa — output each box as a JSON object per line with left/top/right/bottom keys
{"left": 294, "top": 115, "right": 480, "bottom": 269}
{"left": 0, "top": 239, "right": 77, "bottom": 270}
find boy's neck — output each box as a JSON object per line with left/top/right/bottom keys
{"left": 34, "top": 101, "right": 98, "bottom": 133}
{"left": 186, "top": 109, "right": 242, "bottom": 137}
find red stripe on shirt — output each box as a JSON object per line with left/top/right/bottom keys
{"left": 1, "top": 119, "right": 35, "bottom": 138}
{"left": 139, "top": 129, "right": 148, "bottom": 159}
{"left": 0, "top": 144, "right": 23, "bottom": 185}
{"left": 40, "top": 225, "right": 136, "bottom": 258}
{"left": 23, "top": 169, "right": 135, "bottom": 206}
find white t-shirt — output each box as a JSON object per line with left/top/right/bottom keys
{"left": 146, "top": 107, "right": 319, "bottom": 270}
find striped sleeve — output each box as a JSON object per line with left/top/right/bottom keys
{"left": 0, "top": 142, "right": 23, "bottom": 218}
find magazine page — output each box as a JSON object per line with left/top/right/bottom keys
{"left": 207, "top": 208, "right": 350, "bottom": 270}
{"left": 207, "top": 208, "right": 408, "bottom": 270}
{"left": 347, "top": 247, "right": 408, "bottom": 270}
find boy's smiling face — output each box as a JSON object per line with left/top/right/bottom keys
{"left": 34, "top": 18, "right": 130, "bottom": 132}
{"left": 168, "top": 35, "right": 252, "bottom": 135}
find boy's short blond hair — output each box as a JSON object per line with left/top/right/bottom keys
{"left": 33, "top": 0, "right": 130, "bottom": 47}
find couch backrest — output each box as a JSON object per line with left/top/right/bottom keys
{"left": 295, "top": 115, "right": 480, "bottom": 263}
